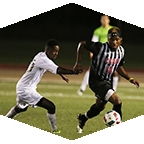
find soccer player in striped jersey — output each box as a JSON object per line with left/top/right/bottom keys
{"left": 77, "top": 15, "right": 119, "bottom": 96}
{"left": 5, "top": 39, "right": 78, "bottom": 133}
{"left": 74, "top": 27, "right": 140, "bottom": 133}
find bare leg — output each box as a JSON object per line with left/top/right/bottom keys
{"left": 108, "top": 92, "right": 122, "bottom": 119}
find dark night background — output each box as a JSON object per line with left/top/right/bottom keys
{"left": 0, "top": 3, "right": 144, "bottom": 70}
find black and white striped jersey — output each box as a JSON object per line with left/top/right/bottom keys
{"left": 85, "top": 41, "right": 125, "bottom": 83}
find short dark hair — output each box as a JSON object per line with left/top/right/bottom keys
{"left": 108, "top": 27, "right": 122, "bottom": 38}
{"left": 45, "top": 39, "right": 59, "bottom": 50}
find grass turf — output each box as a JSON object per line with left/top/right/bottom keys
{"left": 0, "top": 80, "right": 144, "bottom": 140}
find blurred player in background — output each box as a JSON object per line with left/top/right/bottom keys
{"left": 74, "top": 27, "right": 140, "bottom": 133}
{"left": 6, "top": 39, "right": 78, "bottom": 133}
{"left": 77, "top": 15, "right": 119, "bottom": 95}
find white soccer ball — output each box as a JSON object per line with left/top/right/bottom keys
{"left": 104, "top": 110, "right": 121, "bottom": 127}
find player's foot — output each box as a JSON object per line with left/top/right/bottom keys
{"left": 77, "top": 125, "right": 83, "bottom": 133}
{"left": 77, "top": 89, "right": 83, "bottom": 96}
{"left": 77, "top": 114, "right": 88, "bottom": 133}
{"left": 53, "top": 129, "right": 61, "bottom": 133}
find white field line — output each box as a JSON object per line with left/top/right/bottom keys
{"left": 117, "top": 88, "right": 144, "bottom": 93}
{"left": 0, "top": 82, "right": 144, "bottom": 100}
{"left": 121, "top": 96, "right": 144, "bottom": 100}
{"left": 40, "top": 84, "right": 144, "bottom": 94}
{"left": 1, "top": 82, "right": 143, "bottom": 90}
{"left": 38, "top": 85, "right": 78, "bottom": 89}
{"left": 1, "top": 79, "right": 144, "bottom": 87}
{"left": 0, "top": 91, "right": 16, "bottom": 96}
{"left": 41, "top": 92, "right": 144, "bottom": 100}
{"left": 0, "top": 91, "right": 144, "bottom": 100}
{"left": 118, "top": 82, "right": 144, "bottom": 87}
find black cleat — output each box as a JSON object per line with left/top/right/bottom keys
{"left": 77, "top": 114, "right": 88, "bottom": 133}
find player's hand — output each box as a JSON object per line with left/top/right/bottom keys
{"left": 129, "top": 79, "right": 140, "bottom": 89}
{"left": 73, "top": 63, "right": 83, "bottom": 74}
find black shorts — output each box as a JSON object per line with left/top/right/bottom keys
{"left": 89, "top": 77, "right": 113, "bottom": 101}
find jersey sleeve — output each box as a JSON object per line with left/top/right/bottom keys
{"left": 118, "top": 46, "right": 125, "bottom": 67}
{"left": 37, "top": 56, "right": 58, "bottom": 74}
{"left": 84, "top": 41, "right": 101, "bottom": 56}
{"left": 44, "top": 59, "right": 58, "bottom": 74}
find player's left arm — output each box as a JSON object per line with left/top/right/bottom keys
{"left": 116, "top": 66, "right": 140, "bottom": 88}
{"left": 57, "top": 67, "right": 79, "bottom": 83}
{"left": 59, "top": 74, "right": 69, "bottom": 83}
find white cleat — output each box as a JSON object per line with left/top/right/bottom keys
{"left": 77, "top": 89, "right": 83, "bottom": 96}
{"left": 77, "top": 125, "right": 83, "bottom": 133}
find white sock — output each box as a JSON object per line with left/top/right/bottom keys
{"left": 5, "top": 107, "right": 18, "bottom": 118}
{"left": 80, "top": 70, "right": 90, "bottom": 92}
{"left": 47, "top": 113, "right": 57, "bottom": 132}
{"left": 113, "top": 76, "right": 119, "bottom": 91}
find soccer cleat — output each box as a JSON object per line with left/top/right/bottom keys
{"left": 77, "top": 125, "right": 83, "bottom": 133}
{"left": 53, "top": 129, "right": 61, "bottom": 133}
{"left": 77, "top": 89, "right": 83, "bottom": 96}
{"left": 77, "top": 114, "right": 88, "bottom": 133}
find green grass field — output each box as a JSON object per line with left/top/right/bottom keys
{"left": 0, "top": 76, "right": 144, "bottom": 140}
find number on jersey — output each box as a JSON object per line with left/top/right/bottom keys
{"left": 27, "top": 59, "right": 36, "bottom": 72}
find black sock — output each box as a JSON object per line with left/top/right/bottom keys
{"left": 113, "top": 103, "right": 122, "bottom": 119}
{"left": 86, "top": 104, "right": 101, "bottom": 118}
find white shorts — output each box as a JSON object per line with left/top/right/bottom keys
{"left": 16, "top": 89, "right": 43, "bottom": 109}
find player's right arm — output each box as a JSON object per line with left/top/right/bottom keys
{"left": 73, "top": 41, "right": 101, "bottom": 73}
{"left": 73, "top": 41, "right": 86, "bottom": 74}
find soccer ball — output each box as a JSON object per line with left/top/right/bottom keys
{"left": 104, "top": 110, "right": 121, "bottom": 127}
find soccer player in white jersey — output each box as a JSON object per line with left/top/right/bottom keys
{"left": 6, "top": 39, "right": 78, "bottom": 133}
{"left": 74, "top": 27, "right": 140, "bottom": 133}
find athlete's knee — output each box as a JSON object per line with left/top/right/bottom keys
{"left": 116, "top": 98, "right": 121, "bottom": 105}
{"left": 108, "top": 93, "right": 121, "bottom": 105}
{"left": 96, "top": 99, "right": 107, "bottom": 111}
{"left": 113, "top": 97, "right": 121, "bottom": 105}
{"left": 43, "top": 99, "right": 56, "bottom": 114}
{"left": 37, "top": 97, "right": 56, "bottom": 114}
{"left": 14, "top": 105, "right": 28, "bottom": 113}
{"left": 48, "top": 102, "right": 55, "bottom": 114}
{"left": 101, "top": 105, "right": 106, "bottom": 111}
{"left": 97, "top": 103, "right": 106, "bottom": 111}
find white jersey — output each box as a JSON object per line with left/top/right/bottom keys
{"left": 16, "top": 52, "right": 58, "bottom": 90}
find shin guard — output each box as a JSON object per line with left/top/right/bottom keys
{"left": 86, "top": 104, "right": 101, "bottom": 119}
